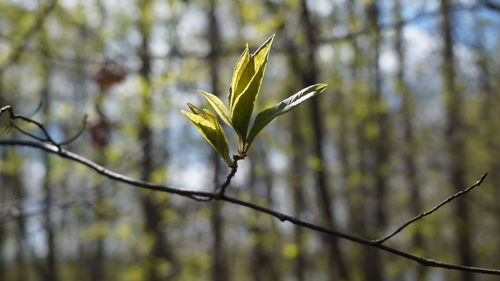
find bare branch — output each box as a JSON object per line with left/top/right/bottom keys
{"left": 58, "top": 114, "right": 88, "bottom": 145}
{"left": 1, "top": 105, "right": 86, "bottom": 147}
{"left": 0, "top": 139, "right": 499, "bottom": 276}
{"left": 0, "top": 140, "right": 214, "bottom": 199}
{"left": 374, "top": 173, "right": 488, "bottom": 244}
{"left": 11, "top": 122, "right": 49, "bottom": 142}
{"left": 481, "top": 0, "right": 500, "bottom": 12}
{"left": 2, "top": 105, "right": 59, "bottom": 147}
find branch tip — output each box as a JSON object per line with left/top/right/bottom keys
{"left": 375, "top": 172, "right": 488, "bottom": 244}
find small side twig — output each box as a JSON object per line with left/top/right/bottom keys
{"left": 11, "top": 122, "right": 48, "bottom": 142}
{"left": 6, "top": 106, "right": 58, "bottom": 145}
{"left": 217, "top": 154, "right": 244, "bottom": 195}
{"left": 374, "top": 172, "right": 488, "bottom": 244}
{"left": 58, "top": 114, "right": 88, "bottom": 145}
{"left": 1, "top": 105, "right": 86, "bottom": 148}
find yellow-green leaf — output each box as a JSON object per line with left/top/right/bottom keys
{"left": 230, "top": 35, "right": 274, "bottom": 111}
{"left": 231, "top": 62, "right": 266, "bottom": 138}
{"left": 252, "top": 34, "right": 274, "bottom": 72}
{"left": 197, "top": 90, "right": 232, "bottom": 127}
{"left": 181, "top": 104, "right": 233, "bottom": 165}
{"left": 229, "top": 44, "right": 249, "bottom": 107}
{"left": 230, "top": 35, "right": 274, "bottom": 138}
{"left": 247, "top": 83, "right": 328, "bottom": 145}
{"left": 187, "top": 103, "right": 202, "bottom": 114}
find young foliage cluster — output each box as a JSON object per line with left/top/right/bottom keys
{"left": 181, "top": 35, "right": 327, "bottom": 166}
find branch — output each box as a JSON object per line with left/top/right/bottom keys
{"left": 374, "top": 173, "right": 488, "bottom": 244}
{"left": 2, "top": 105, "right": 55, "bottom": 143}
{"left": 481, "top": 0, "right": 500, "bottom": 12}
{"left": 1, "top": 139, "right": 499, "bottom": 276}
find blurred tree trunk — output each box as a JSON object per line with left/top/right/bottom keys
{"left": 248, "top": 160, "right": 263, "bottom": 281}
{"left": 210, "top": 202, "right": 226, "bottom": 281}
{"left": 281, "top": 33, "right": 312, "bottom": 278}
{"left": 0, "top": 84, "right": 27, "bottom": 281}
{"left": 0, "top": 186, "right": 3, "bottom": 280}
{"left": 207, "top": 7, "right": 226, "bottom": 281}
{"left": 262, "top": 152, "right": 281, "bottom": 281}
{"left": 0, "top": 155, "right": 28, "bottom": 281}
{"left": 248, "top": 144, "right": 281, "bottom": 281}
{"left": 40, "top": 26, "right": 59, "bottom": 281}
{"left": 475, "top": 14, "right": 500, "bottom": 256}
{"left": 0, "top": 73, "right": 6, "bottom": 281}
{"left": 0, "top": 200, "right": 3, "bottom": 281}
{"left": 440, "top": 1, "right": 472, "bottom": 281}
{"left": 91, "top": 93, "right": 108, "bottom": 281}
{"left": 12, "top": 167, "right": 28, "bottom": 281}
{"left": 289, "top": 110, "right": 307, "bottom": 281}
{"left": 207, "top": 1, "right": 228, "bottom": 281}
{"left": 298, "top": 0, "right": 349, "bottom": 279}
{"left": 345, "top": 2, "right": 371, "bottom": 280}
{"left": 248, "top": 158, "right": 269, "bottom": 281}
{"left": 366, "top": 0, "right": 388, "bottom": 237}
{"left": 137, "top": 1, "right": 177, "bottom": 280}
{"left": 363, "top": 1, "right": 388, "bottom": 280}
{"left": 394, "top": 1, "right": 427, "bottom": 280}
{"left": 259, "top": 2, "right": 308, "bottom": 277}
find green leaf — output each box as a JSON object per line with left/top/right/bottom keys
{"left": 181, "top": 104, "right": 233, "bottom": 165}
{"left": 187, "top": 103, "right": 202, "bottom": 114}
{"left": 251, "top": 34, "right": 274, "bottom": 72}
{"left": 197, "top": 90, "right": 232, "bottom": 127}
{"left": 230, "top": 34, "right": 274, "bottom": 138}
{"left": 246, "top": 83, "right": 328, "bottom": 145}
{"left": 230, "top": 35, "right": 274, "bottom": 111}
{"left": 231, "top": 63, "right": 265, "bottom": 138}
{"left": 229, "top": 44, "right": 249, "bottom": 107}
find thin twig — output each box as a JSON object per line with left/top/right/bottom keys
{"left": 217, "top": 154, "right": 243, "bottom": 195}
{"left": 374, "top": 172, "right": 488, "bottom": 244}
{"left": 58, "top": 114, "right": 88, "bottom": 145}
{"left": 2, "top": 105, "right": 59, "bottom": 148}
{"left": 1, "top": 139, "right": 499, "bottom": 276}
{"left": 11, "top": 122, "right": 48, "bottom": 142}
{"left": 13, "top": 115, "right": 58, "bottom": 145}
{"left": 29, "top": 99, "right": 44, "bottom": 117}
{"left": 482, "top": 0, "right": 500, "bottom": 12}
{"left": 2, "top": 106, "right": 86, "bottom": 148}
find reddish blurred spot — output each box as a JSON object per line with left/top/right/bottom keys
{"left": 92, "top": 60, "right": 129, "bottom": 90}
{"left": 89, "top": 120, "right": 110, "bottom": 148}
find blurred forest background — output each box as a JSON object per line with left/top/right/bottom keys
{"left": 1, "top": 0, "right": 500, "bottom": 280}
